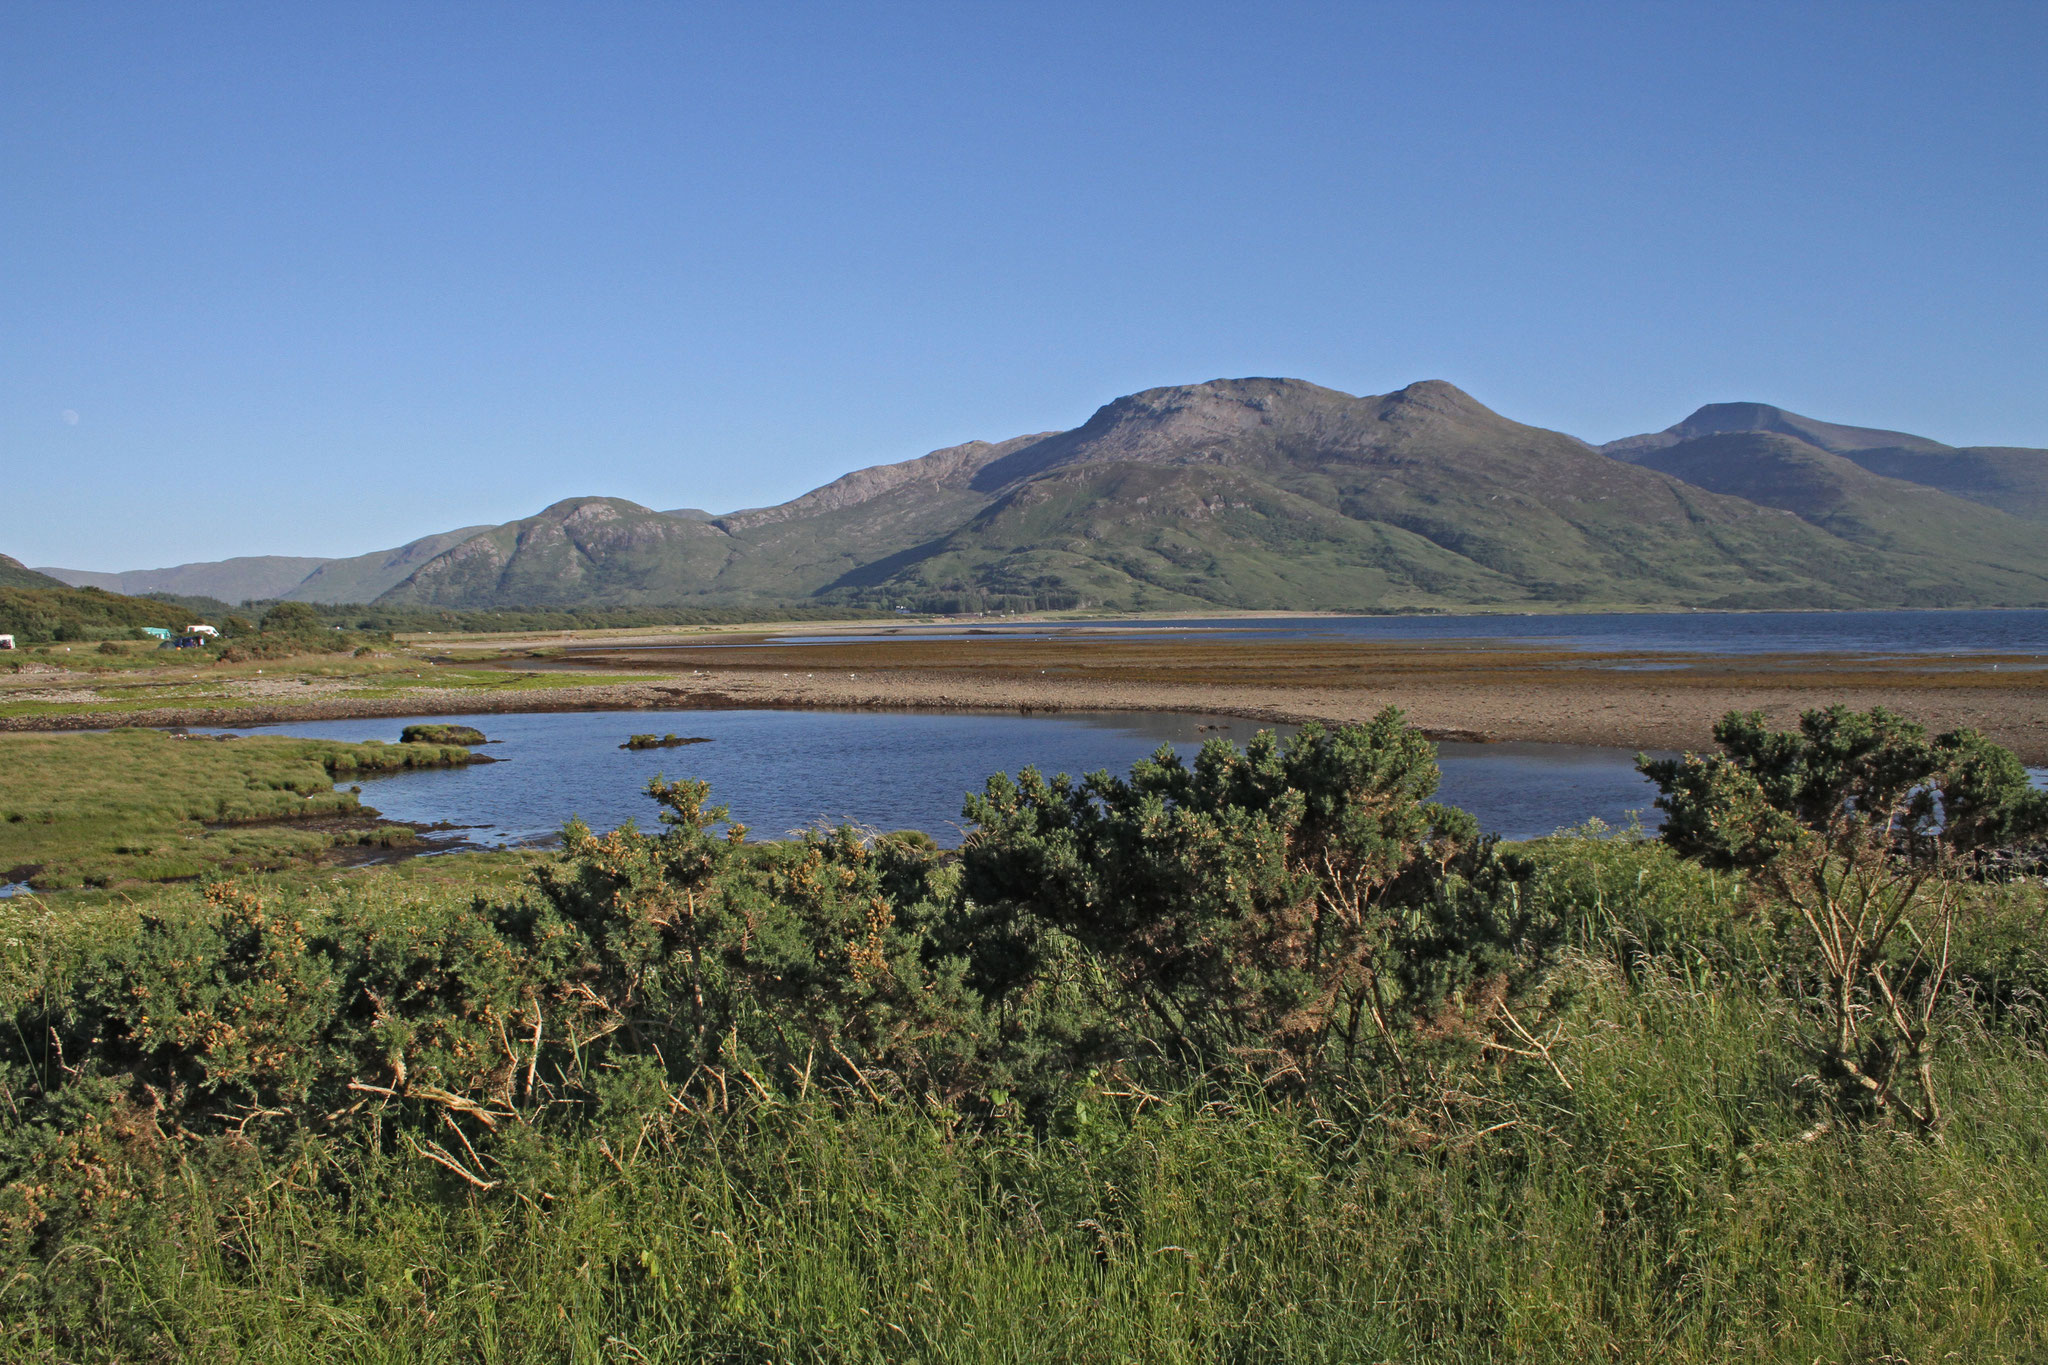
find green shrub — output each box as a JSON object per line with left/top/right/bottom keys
{"left": 1640, "top": 705, "right": 2048, "bottom": 1134}
{"left": 958, "top": 710, "right": 1559, "bottom": 1088}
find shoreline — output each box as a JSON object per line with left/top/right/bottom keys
{"left": 5, "top": 663, "right": 2043, "bottom": 762}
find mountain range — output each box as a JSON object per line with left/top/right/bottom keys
{"left": 30, "top": 380, "right": 2048, "bottom": 613}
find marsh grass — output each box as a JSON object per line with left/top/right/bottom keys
{"left": 9, "top": 932, "right": 2046, "bottom": 1362}
{"left": 0, "top": 729, "right": 476, "bottom": 889}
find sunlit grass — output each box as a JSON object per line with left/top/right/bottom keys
{"left": 0, "top": 729, "right": 477, "bottom": 889}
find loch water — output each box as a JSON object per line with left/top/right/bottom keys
{"left": 200, "top": 708, "right": 1676, "bottom": 848}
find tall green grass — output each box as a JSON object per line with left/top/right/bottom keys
{"left": 7, "top": 838, "right": 2047, "bottom": 1362}
{"left": 11, "top": 944, "right": 2046, "bottom": 1361}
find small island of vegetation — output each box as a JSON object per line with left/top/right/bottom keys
{"left": 622, "top": 732, "right": 713, "bottom": 750}
{"left": 401, "top": 723, "right": 489, "bottom": 746}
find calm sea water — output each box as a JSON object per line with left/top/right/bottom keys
{"left": 664, "top": 609, "right": 2048, "bottom": 656}
{"left": 196, "top": 709, "right": 1679, "bottom": 847}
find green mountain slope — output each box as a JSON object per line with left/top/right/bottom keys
{"left": 808, "top": 380, "right": 2048, "bottom": 612}
{"left": 45, "top": 381, "right": 2048, "bottom": 615}
{"left": 707, "top": 434, "right": 1057, "bottom": 600}
{"left": 1833, "top": 446, "right": 2048, "bottom": 523}
{"left": 375, "top": 498, "right": 738, "bottom": 609}
{"left": 282, "top": 526, "right": 495, "bottom": 603}
{"left": 1606, "top": 402, "right": 2048, "bottom": 522}
{"left": 1623, "top": 432, "right": 2048, "bottom": 597}
{"left": 371, "top": 378, "right": 2048, "bottom": 612}
{"left": 824, "top": 459, "right": 1526, "bottom": 611}
{"left": 0, "top": 555, "right": 68, "bottom": 590}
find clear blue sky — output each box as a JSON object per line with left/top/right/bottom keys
{"left": 6, "top": 2, "right": 2045, "bottom": 571}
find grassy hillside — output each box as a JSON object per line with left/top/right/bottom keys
{"left": 351, "top": 380, "right": 2048, "bottom": 613}
{"left": 39, "top": 383, "right": 2048, "bottom": 616}
{"left": 824, "top": 380, "right": 2048, "bottom": 612}
{"left": 1839, "top": 445, "right": 2048, "bottom": 522}
{"left": 827, "top": 459, "right": 1523, "bottom": 611}
{"left": 1606, "top": 402, "right": 2048, "bottom": 523}
{"left": 375, "top": 498, "right": 740, "bottom": 609}
{"left": 0, "top": 583, "right": 191, "bottom": 644}
{"left": 0, "top": 554, "right": 66, "bottom": 590}
{"left": 1626, "top": 431, "right": 2048, "bottom": 597}
{"left": 281, "top": 524, "right": 495, "bottom": 603}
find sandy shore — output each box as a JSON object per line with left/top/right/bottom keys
{"left": 7, "top": 649, "right": 2044, "bottom": 761}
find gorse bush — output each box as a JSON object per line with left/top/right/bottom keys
{"left": 1641, "top": 704, "right": 2048, "bottom": 1133}
{"left": 959, "top": 715, "right": 1558, "bottom": 1090}
{"left": 5, "top": 713, "right": 1557, "bottom": 1167}
{"left": 4, "top": 707, "right": 2047, "bottom": 1360}
{"left": 400, "top": 723, "right": 488, "bottom": 746}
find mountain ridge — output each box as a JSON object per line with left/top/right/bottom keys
{"left": 1604, "top": 401, "right": 2048, "bottom": 521}
{"left": 33, "top": 380, "right": 2048, "bottom": 614}
{"left": 1603, "top": 402, "right": 1955, "bottom": 459}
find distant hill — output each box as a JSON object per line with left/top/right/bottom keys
{"left": 374, "top": 500, "right": 736, "bottom": 609}
{"left": 37, "top": 526, "right": 504, "bottom": 607}
{"left": 282, "top": 526, "right": 495, "bottom": 604}
{"left": 1606, "top": 403, "right": 2048, "bottom": 522}
{"left": 1828, "top": 446, "right": 2048, "bottom": 524}
{"left": 36, "top": 556, "right": 332, "bottom": 603}
{"left": 37, "top": 381, "right": 2048, "bottom": 614}
{"left": 1622, "top": 431, "right": 2048, "bottom": 570}
{"left": 1603, "top": 402, "right": 1952, "bottom": 459}
{"left": 0, "top": 554, "right": 68, "bottom": 590}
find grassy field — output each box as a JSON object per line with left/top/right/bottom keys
{"left": 0, "top": 728, "right": 481, "bottom": 889}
